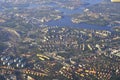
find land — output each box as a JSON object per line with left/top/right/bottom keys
{"left": 0, "top": 0, "right": 120, "bottom": 80}
{"left": 0, "top": 26, "right": 120, "bottom": 80}
{"left": 71, "top": 0, "right": 120, "bottom": 26}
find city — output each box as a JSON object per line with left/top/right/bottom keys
{"left": 0, "top": 0, "right": 120, "bottom": 80}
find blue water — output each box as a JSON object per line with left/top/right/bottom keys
{"left": 44, "top": 0, "right": 111, "bottom": 30}
{"left": 46, "top": 16, "right": 111, "bottom": 30}
{"left": 0, "top": 0, "right": 111, "bottom": 30}
{"left": 83, "top": 0, "right": 102, "bottom": 5}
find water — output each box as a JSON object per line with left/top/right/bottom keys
{"left": 83, "top": 0, "right": 102, "bottom": 5}
{"left": 0, "top": 0, "right": 111, "bottom": 30}
{"left": 46, "top": 16, "right": 111, "bottom": 30}
{"left": 44, "top": 0, "right": 111, "bottom": 31}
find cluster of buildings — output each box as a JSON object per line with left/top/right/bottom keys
{"left": 57, "top": 54, "right": 120, "bottom": 80}
{"left": 0, "top": 0, "right": 120, "bottom": 79}
{"left": 21, "top": 27, "right": 113, "bottom": 53}
{"left": 0, "top": 26, "right": 119, "bottom": 80}
{"left": 0, "top": 55, "right": 27, "bottom": 68}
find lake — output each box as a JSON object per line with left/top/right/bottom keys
{"left": 1, "top": 0, "right": 112, "bottom": 30}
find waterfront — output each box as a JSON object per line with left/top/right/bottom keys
{"left": 0, "top": 0, "right": 120, "bottom": 80}
{"left": 0, "top": 0, "right": 107, "bottom": 30}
